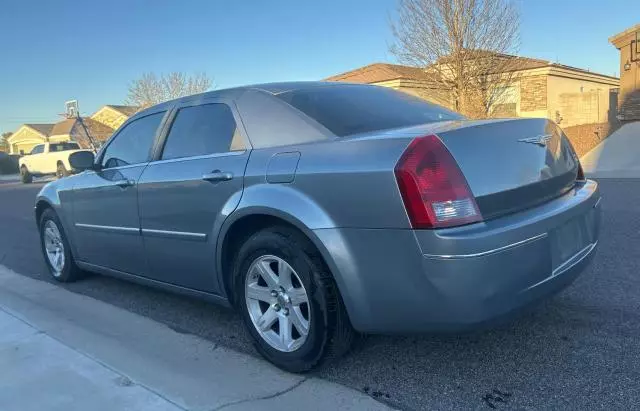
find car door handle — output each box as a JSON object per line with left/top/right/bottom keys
{"left": 114, "top": 179, "right": 136, "bottom": 188}
{"left": 202, "top": 171, "right": 233, "bottom": 182}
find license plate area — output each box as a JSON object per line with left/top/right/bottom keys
{"left": 550, "top": 215, "right": 591, "bottom": 270}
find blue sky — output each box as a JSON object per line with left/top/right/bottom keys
{"left": 0, "top": 0, "right": 637, "bottom": 133}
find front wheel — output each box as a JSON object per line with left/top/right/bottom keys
{"left": 234, "top": 226, "right": 356, "bottom": 372}
{"left": 39, "top": 208, "right": 83, "bottom": 282}
{"left": 20, "top": 166, "right": 32, "bottom": 184}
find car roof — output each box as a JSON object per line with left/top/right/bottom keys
{"left": 132, "top": 81, "right": 367, "bottom": 118}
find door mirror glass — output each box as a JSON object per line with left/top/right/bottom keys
{"left": 69, "top": 151, "right": 96, "bottom": 171}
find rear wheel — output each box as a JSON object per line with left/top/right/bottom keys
{"left": 56, "top": 162, "right": 69, "bottom": 179}
{"left": 39, "top": 208, "right": 83, "bottom": 282}
{"left": 234, "top": 226, "right": 356, "bottom": 372}
{"left": 20, "top": 166, "right": 32, "bottom": 184}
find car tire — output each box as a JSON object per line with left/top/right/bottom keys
{"left": 39, "top": 208, "right": 83, "bottom": 282}
{"left": 20, "top": 166, "right": 32, "bottom": 184}
{"left": 233, "top": 225, "right": 356, "bottom": 373}
{"left": 56, "top": 162, "right": 69, "bottom": 179}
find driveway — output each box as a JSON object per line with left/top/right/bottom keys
{"left": 582, "top": 122, "right": 640, "bottom": 178}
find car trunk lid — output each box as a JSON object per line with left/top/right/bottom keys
{"left": 344, "top": 117, "right": 581, "bottom": 222}
{"left": 434, "top": 118, "right": 580, "bottom": 220}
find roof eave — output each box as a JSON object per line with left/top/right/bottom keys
{"left": 609, "top": 24, "right": 640, "bottom": 48}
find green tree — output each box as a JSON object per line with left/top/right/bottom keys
{"left": 0, "top": 132, "right": 12, "bottom": 152}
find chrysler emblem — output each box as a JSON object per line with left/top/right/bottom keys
{"left": 518, "top": 134, "right": 553, "bottom": 147}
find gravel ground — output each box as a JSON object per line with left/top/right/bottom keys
{"left": 1, "top": 179, "right": 638, "bottom": 410}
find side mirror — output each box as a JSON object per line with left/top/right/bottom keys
{"left": 69, "top": 151, "right": 96, "bottom": 172}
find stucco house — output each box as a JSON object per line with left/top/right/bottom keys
{"left": 90, "top": 105, "right": 139, "bottom": 130}
{"left": 326, "top": 56, "right": 619, "bottom": 128}
{"left": 7, "top": 105, "right": 138, "bottom": 155}
{"left": 610, "top": 24, "right": 640, "bottom": 122}
{"left": 6, "top": 124, "right": 55, "bottom": 155}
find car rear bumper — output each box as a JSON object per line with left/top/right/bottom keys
{"left": 314, "top": 180, "right": 601, "bottom": 333}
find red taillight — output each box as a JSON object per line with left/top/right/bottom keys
{"left": 394, "top": 135, "right": 482, "bottom": 229}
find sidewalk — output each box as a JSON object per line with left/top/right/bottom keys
{"left": 0, "top": 265, "right": 391, "bottom": 411}
{"left": 0, "top": 174, "right": 19, "bottom": 183}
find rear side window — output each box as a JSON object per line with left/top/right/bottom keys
{"left": 50, "top": 142, "right": 80, "bottom": 152}
{"left": 101, "top": 112, "right": 164, "bottom": 168}
{"left": 161, "top": 103, "right": 244, "bottom": 160}
{"left": 276, "top": 85, "right": 462, "bottom": 137}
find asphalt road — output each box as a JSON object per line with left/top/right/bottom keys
{"left": 1, "top": 179, "right": 639, "bottom": 410}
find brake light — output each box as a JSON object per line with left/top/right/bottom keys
{"left": 394, "top": 135, "right": 482, "bottom": 229}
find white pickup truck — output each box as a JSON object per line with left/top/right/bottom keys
{"left": 19, "top": 142, "right": 91, "bottom": 183}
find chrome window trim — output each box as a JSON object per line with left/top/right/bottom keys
{"left": 79, "top": 162, "right": 149, "bottom": 177}
{"left": 99, "top": 162, "right": 150, "bottom": 172}
{"left": 141, "top": 228, "right": 207, "bottom": 241}
{"left": 423, "top": 232, "right": 549, "bottom": 260}
{"left": 148, "top": 150, "right": 246, "bottom": 166}
{"left": 75, "top": 223, "right": 140, "bottom": 234}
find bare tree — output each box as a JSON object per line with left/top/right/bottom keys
{"left": 390, "top": 0, "right": 523, "bottom": 117}
{"left": 126, "top": 72, "right": 213, "bottom": 108}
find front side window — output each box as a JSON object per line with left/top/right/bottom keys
{"left": 161, "top": 103, "right": 244, "bottom": 160}
{"left": 101, "top": 112, "right": 164, "bottom": 168}
{"left": 30, "top": 145, "right": 44, "bottom": 155}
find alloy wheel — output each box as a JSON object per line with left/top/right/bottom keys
{"left": 43, "top": 220, "right": 65, "bottom": 276}
{"left": 245, "top": 255, "right": 310, "bottom": 352}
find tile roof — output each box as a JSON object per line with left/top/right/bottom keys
{"left": 82, "top": 118, "right": 115, "bottom": 140}
{"left": 50, "top": 119, "right": 76, "bottom": 136}
{"left": 326, "top": 54, "right": 618, "bottom": 85}
{"left": 50, "top": 118, "right": 115, "bottom": 140}
{"left": 25, "top": 124, "right": 55, "bottom": 136}
{"left": 106, "top": 105, "right": 139, "bottom": 116}
{"left": 325, "top": 63, "right": 433, "bottom": 83}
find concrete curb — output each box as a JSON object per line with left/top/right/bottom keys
{"left": 0, "top": 265, "right": 392, "bottom": 411}
{"left": 0, "top": 174, "right": 19, "bottom": 183}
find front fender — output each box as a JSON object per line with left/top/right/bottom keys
{"left": 35, "top": 178, "right": 78, "bottom": 257}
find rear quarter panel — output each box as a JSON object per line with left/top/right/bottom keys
{"left": 236, "top": 137, "right": 414, "bottom": 230}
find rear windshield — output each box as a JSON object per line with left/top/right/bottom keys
{"left": 276, "top": 85, "right": 462, "bottom": 137}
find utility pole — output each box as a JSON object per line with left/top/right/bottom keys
{"left": 65, "top": 100, "right": 98, "bottom": 152}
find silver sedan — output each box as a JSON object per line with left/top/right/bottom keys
{"left": 35, "top": 82, "right": 601, "bottom": 372}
